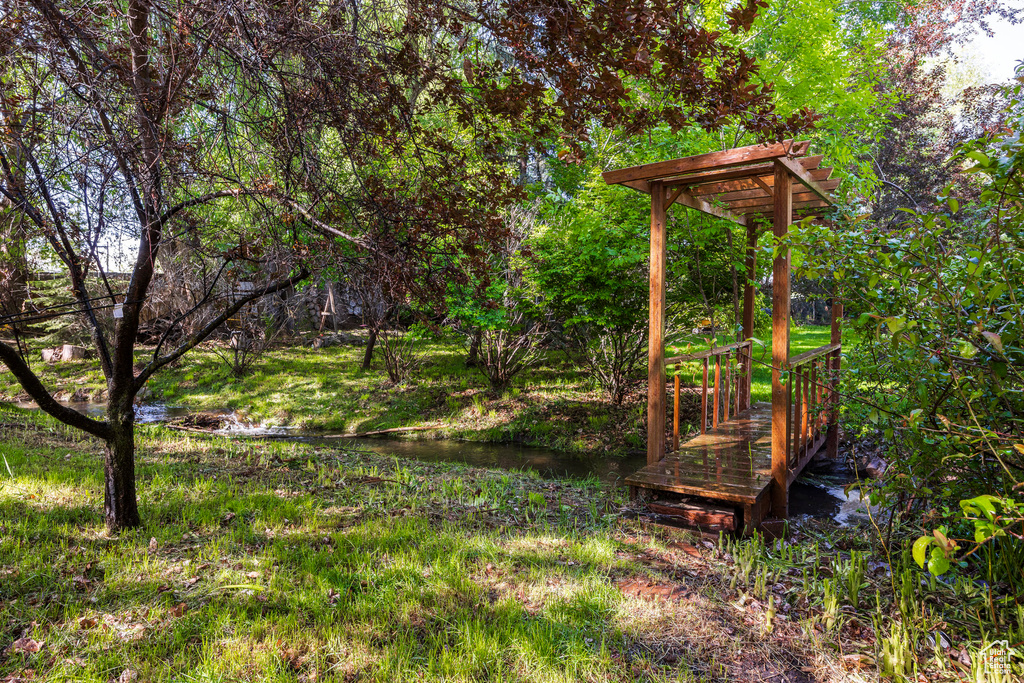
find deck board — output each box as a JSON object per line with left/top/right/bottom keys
{"left": 626, "top": 403, "right": 775, "bottom": 506}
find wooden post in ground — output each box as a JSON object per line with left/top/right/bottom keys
{"left": 647, "top": 181, "right": 667, "bottom": 465}
{"left": 741, "top": 216, "right": 758, "bottom": 411}
{"left": 826, "top": 298, "right": 843, "bottom": 459}
{"left": 770, "top": 160, "right": 792, "bottom": 520}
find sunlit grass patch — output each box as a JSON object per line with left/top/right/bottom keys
{"left": 0, "top": 410, "right": 872, "bottom": 682}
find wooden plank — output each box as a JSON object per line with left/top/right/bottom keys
{"left": 648, "top": 500, "right": 739, "bottom": 532}
{"left": 787, "top": 434, "right": 827, "bottom": 486}
{"left": 665, "top": 186, "right": 684, "bottom": 208}
{"left": 715, "top": 176, "right": 836, "bottom": 204}
{"left": 667, "top": 339, "right": 750, "bottom": 363}
{"left": 692, "top": 158, "right": 828, "bottom": 197}
{"left": 602, "top": 140, "right": 809, "bottom": 185}
{"left": 671, "top": 188, "right": 745, "bottom": 225}
{"left": 631, "top": 459, "right": 772, "bottom": 486}
{"left": 622, "top": 179, "right": 651, "bottom": 194}
{"left": 770, "top": 160, "right": 792, "bottom": 520}
{"left": 624, "top": 474, "right": 766, "bottom": 505}
{"left": 752, "top": 176, "right": 774, "bottom": 198}
{"left": 632, "top": 464, "right": 771, "bottom": 489}
{"left": 735, "top": 199, "right": 831, "bottom": 215}
{"left": 726, "top": 183, "right": 840, "bottom": 210}
{"left": 775, "top": 155, "right": 834, "bottom": 204}
{"left": 788, "top": 342, "right": 841, "bottom": 367}
{"left": 648, "top": 181, "right": 667, "bottom": 466}
{"left": 665, "top": 163, "right": 778, "bottom": 189}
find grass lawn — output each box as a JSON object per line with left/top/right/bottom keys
{"left": 2, "top": 405, "right": 1018, "bottom": 682}
{"left": 0, "top": 407, "right": 892, "bottom": 682}
{"left": 0, "top": 326, "right": 847, "bottom": 458}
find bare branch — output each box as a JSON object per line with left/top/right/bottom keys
{"left": 0, "top": 340, "right": 112, "bottom": 440}
{"left": 134, "top": 268, "right": 310, "bottom": 389}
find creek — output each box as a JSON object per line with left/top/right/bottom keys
{"left": 12, "top": 399, "right": 865, "bottom": 523}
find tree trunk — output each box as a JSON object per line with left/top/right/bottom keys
{"left": 103, "top": 400, "right": 141, "bottom": 531}
{"left": 362, "top": 327, "right": 377, "bottom": 369}
{"left": 465, "top": 328, "right": 482, "bottom": 367}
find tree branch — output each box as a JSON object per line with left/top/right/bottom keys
{"left": 133, "top": 267, "right": 310, "bottom": 389}
{"left": 0, "top": 340, "right": 112, "bottom": 440}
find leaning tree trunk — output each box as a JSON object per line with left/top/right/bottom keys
{"left": 362, "top": 327, "right": 377, "bottom": 370}
{"left": 103, "top": 385, "right": 141, "bottom": 530}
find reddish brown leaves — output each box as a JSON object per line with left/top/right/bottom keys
{"left": 727, "top": 0, "right": 769, "bottom": 33}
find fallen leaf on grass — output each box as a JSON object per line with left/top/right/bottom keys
{"left": 117, "top": 670, "right": 138, "bottom": 683}
{"left": 5, "top": 638, "right": 42, "bottom": 654}
{"left": 148, "top": 537, "right": 157, "bottom": 552}
{"left": 616, "top": 579, "right": 688, "bottom": 601}
{"left": 841, "top": 653, "right": 875, "bottom": 669}
{"left": 168, "top": 603, "right": 187, "bottom": 618}
{"left": 77, "top": 616, "right": 98, "bottom": 629}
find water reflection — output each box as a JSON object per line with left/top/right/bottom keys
{"left": 11, "top": 399, "right": 859, "bottom": 521}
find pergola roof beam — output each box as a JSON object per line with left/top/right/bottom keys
{"left": 602, "top": 140, "right": 809, "bottom": 185}
{"left": 711, "top": 178, "right": 840, "bottom": 205}
{"left": 692, "top": 164, "right": 832, "bottom": 198}
{"left": 736, "top": 199, "right": 831, "bottom": 215}
{"left": 671, "top": 188, "right": 745, "bottom": 224}
{"left": 775, "top": 156, "right": 834, "bottom": 204}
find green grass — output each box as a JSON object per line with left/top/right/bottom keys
{"left": 0, "top": 407, "right": 842, "bottom": 682}
{"left": 0, "top": 326, "right": 845, "bottom": 457}
{"left": 2, "top": 406, "right": 1018, "bottom": 682}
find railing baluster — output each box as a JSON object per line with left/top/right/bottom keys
{"left": 734, "top": 347, "right": 742, "bottom": 414}
{"left": 713, "top": 354, "right": 721, "bottom": 429}
{"left": 812, "top": 359, "right": 820, "bottom": 435}
{"left": 673, "top": 365, "right": 680, "bottom": 452}
{"left": 787, "top": 367, "right": 795, "bottom": 467}
{"left": 798, "top": 366, "right": 806, "bottom": 456}
{"left": 723, "top": 356, "right": 730, "bottom": 423}
{"left": 701, "top": 358, "right": 708, "bottom": 434}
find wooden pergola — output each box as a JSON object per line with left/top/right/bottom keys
{"left": 602, "top": 140, "right": 842, "bottom": 527}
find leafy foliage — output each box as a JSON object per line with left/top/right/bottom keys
{"left": 795, "top": 69, "right": 1024, "bottom": 563}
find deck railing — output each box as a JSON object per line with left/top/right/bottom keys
{"left": 784, "top": 342, "right": 840, "bottom": 481}
{"left": 666, "top": 340, "right": 753, "bottom": 451}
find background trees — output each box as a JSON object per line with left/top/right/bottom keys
{"left": 0, "top": 0, "right": 804, "bottom": 530}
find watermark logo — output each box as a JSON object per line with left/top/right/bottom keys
{"left": 975, "top": 640, "right": 1019, "bottom": 679}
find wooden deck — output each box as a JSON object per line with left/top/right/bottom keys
{"left": 627, "top": 403, "right": 818, "bottom": 533}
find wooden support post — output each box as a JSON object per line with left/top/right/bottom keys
{"left": 826, "top": 299, "right": 843, "bottom": 459}
{"left": 647, "top": 181, "right": 667, "bottom": 465}
{"left": 741, "top": 217, "right": 757, "bottom": 412}
{"left": 770, "top": 160, "right": 792, "bottom": 519}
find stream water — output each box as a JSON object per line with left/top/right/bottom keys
{"left": 10, "top": 399, "right": 861, "bottom": 522}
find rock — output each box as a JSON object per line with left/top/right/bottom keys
{"left": 865, "top": 456, "right": 887, "bottom": 479}
{"left": 854, "top": 454, "right": 888, "bottom": 479}
{"left": 41, "top": 344, "right": 91, "bottom": 362}
{"left": 311, "top": 332, "right": 363, "bottom": 349}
